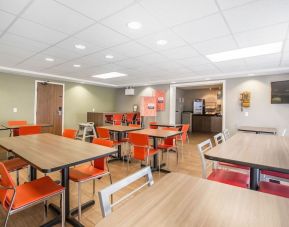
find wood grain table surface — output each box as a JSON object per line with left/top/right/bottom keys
{"left": 97, "top": 173, "right": 289, "bottom": 227}
{"left": 238, "top": 126, "right": 277, "bottom": 134}
{"left": 1, "top": 123, "right": 52, "bottom": 129}
{"left": 98, "top": 125, "right": 142, "bottom": 132}
{"left": 150, "top": 123, "right": 183, "bottom": 128}
{"left": 130, "top": 128, "right": 182, "bottom": 138}
{"left": 0, "top": 133, "right": 117, "bottom": 173}
{"left": 205, "top": 133, "right": 289, "bottom": 173}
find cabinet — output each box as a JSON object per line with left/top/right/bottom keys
{"left": 192, "top": 115, "right": 222, "bottom": 133}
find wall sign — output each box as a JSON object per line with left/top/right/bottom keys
{"left": 154, "top": 90, "right": 165, "bottom": 111}
{"left": 140, "top": 96, "right": 157, "bottom": 116}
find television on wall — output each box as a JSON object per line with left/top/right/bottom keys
{"left": 271, "top": 80, "right": 289, "bottom": 104}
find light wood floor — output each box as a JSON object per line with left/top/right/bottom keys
{"left": 0, "top": 132, "right": 214, "bottom": 227}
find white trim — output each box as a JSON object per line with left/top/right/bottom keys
{"left": 34, "top": 80, "right": 65, "bottom": 133}
{"left": 169, "top": 80, "right": 226, "bottom": 130}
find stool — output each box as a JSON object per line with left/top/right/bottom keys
{"left": 76, "top": 122, "right": 97, "bottom": 142}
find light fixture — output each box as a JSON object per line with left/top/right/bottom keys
{"left": 105, "top": 55, "right": 114, "bottom": 59}
{"left": 92, "top": 72, "right": 127, "bottom": 79}
{"left": 171, "top": 81, "right": 176, "bottom": 84}
{"left": 74, "top": 44, "right": 86, "bottom": 50}
{"left": 73, "top": 64, "right": 81, "bottom": 68}
{"left": 157, "top": 40, "right": 168, "bottom": 46}
{"left": 206, "top": 42, "right": 283, "bottom": 62}
{"left": 45, "top": 58, "right": 54, "bottom": 62}
{"left": 127, "top": 21, "right": 142, "bottom": 30}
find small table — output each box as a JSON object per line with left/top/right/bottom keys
{"left": 238, "top": 126, "right": 277, "bottom": 135}
{"left": 132, "top": 129, "right": 182, "bottom": 172}
{"left": 150, "top": 123, "right": 183, "bottom": 128}
{"left": 205, "top": 133, "right": 289, "bottom": 190}
{"left": 1, "top": 123, "right": 52, "bottom": 136}
{"left": 0, "top": 133, "right": 117, "bottom": 227}
{"left": 97, "top": 173, "right": 289, "bottom": 227}
{"left": 97, "top": 125, "right": 142, "bottom": 159}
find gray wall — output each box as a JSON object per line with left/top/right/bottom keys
{"left": 225, "top": 74, "right": 289, "bottom": 135}
{"left": 115, "top": 85, "right": 170, "bottom": 126}
{"left": 175, "top": 88, "right": 185, "bottom": 124}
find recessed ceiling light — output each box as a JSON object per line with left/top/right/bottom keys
{"left": 73, "top": 64, "right": 81, "bottom": 68}
{"left": 105, "top": 55, "right": 114, "bottom": 59}
{"left": 45, "top": 58, "right": 54, "bottom": 62}
{"left": 75, "top": 44, "right": 86, "bottom": 50}
{"left": 157, "top": 40, "right": 168, "bottom": 46}
{"left": 92, "top": 72, "right": 127, "bottom": 79}
{"left": 127, "top": 21, "right": 142, "bottom": 30}
{"left": 206, "top": 42, "right": 283, "bottom": 62}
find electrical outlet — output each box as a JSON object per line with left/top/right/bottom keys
{"left": 13, "top": 107, "right": 17, "bottom": 113}
{"left": 244, "top": 111, "right": 249, "bottom": 117}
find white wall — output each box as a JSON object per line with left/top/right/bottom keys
{"left": 226, "top": 74, "right": 289, "bottom": 135}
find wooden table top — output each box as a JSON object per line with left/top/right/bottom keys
{"left": 98, "top": 125, "right": 142, "bottom": 132}
{"left": 205, "top": 133, "right": 289, "bottom": 173}
{"left": 97, "top": 173, "right": 289, "bottom": 227}
{"left": 1, "top": 123, "right": 52, "bottom": 129}
{"left": 150, "top": 123, "right": 183, "bottom": 128}
{"left": 131, "top": 128, "right": 182, "bottom": 138}
{"left": 238, "top": 126, "right": 277, "bottom": 134}
{"left": 0, "top": 133, "right": 117, "bottom": 173}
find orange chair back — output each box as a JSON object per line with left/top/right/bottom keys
{"left": 19, "top": 125, "right": 41, "bottom": 135}
{"left": 128, "top": 133, "right": 149, "bottom": 161}
{"left": 126, "top": 113, "right": 135, "bottom": 123}
{"left": 92, "top": 138, "right": 114, "bottom": 170}
{"left": 128, "top": 124, "right": 141, "bottom": 128}
{"left": 149, "top": 122, "right": 158, "bottom": 129}
{"left": 180, "top": 124, "right": 189, "bottom": 141}
{"left": 162, "top": 127, "right": 179, "bottom": 145}
{"left": 0, "top": 162, "right": 15, "bottom": 210}
{"left": 63, "top": 129, "right": 77, "bottom": 139}
{"left": 7, "top": 120, "right": 27, "bottom": 126}
{"left": 96, "top": 128, "right": 110, "bottom": 139}
{"left": 113, "top": 114, "right": 123, "bottom": 125}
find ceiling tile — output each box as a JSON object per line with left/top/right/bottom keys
{"left": 0, "top": 43, "right": 35, "bottom": 59}
{"left": 100, "top": 4, "right": 164, "bottom": 39}
{"left": 189, "top": 63, "right": 220, "bottom": 74}
{"left": 21, "top": 0, "right": 95, "bottom": 34}
{"left": 235, "top": 23, "right": 288, "bottom": 47}
{"left": 0, "top": 32, "right": 49, "bottom": 52}
{"left": 135, "top": 53, "right": 168, "bottom": 65}
{"left": 139, "top": 0, "right": 218, "bottom": 27}
{"left": 0, "top": 52, "right": 23, "bottom": 66}
{"left": 281, "top": 52, "right": 289, "bottom": 66}
{"left": 0, "top": 10, "right": 15, "bottom": 31}
{"left": 137, "top": 29, "right": 187, "bottom": 51}
{"left": 245, "top": 53, "right": 281, "bottom": 68}
{"left": 41, "top": 46, "right": 79, "bottom": 60}
{"left": 215, "top": 59, "right": 247, "bottom": 73}
{"left": 115, "top": 58, "right": 144, "bottom": 69}
{"left": 284, "top": 39, "right": 289, "bottom": 52}
{"left": 224, "top": 0, "right": 289, "bottom": 33}
{"left": 172, "top": 13, "right": 231, "bottom": 44}
{"left": 109, "top": 41, "right": 151, "bottom": 58}
{"left": 8, "top": 18, "right": 67, "bottom": 44}
{"left": 75, "top": 23, "right": 129, "bottom": 48}
{"left": 159, "top": 45, "right": 200, "bottom": 60}
{"left": 216, "top": 0, "right": 256, "bottom": 10}
{"left": 176, "top": 55, "right": 211, "bottom": 68}
{"left": 192, "top": 35, "right": 238, "bottom": 55}
{"left": 55, "top": 0, "right": 134, "bottom": 21}
{"left": 0, "top": 0, "right": 31, "bottom": 15}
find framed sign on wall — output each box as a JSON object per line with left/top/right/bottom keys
{"left": 154, "top": 90, "right": 165, "bottom": 111}
{"left": 140, "top": 96, "right": 157, "bottom": 117}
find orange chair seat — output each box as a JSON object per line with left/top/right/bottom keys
{"left": 3, "top": 158, "right": 28, "bottom": 172}
{"left": 259, "top": 181, "right": 289, "bottom": 198}
{"left": 261, "top": 170, "right": 289, "bottom": 180}
{"left": 69, "top": 165, "right": 108, "bottom": 182}
{"left": 134, "top": 148, "right": 159, "bottom": 161}
{"left": 6, "top": 176, "right": 64, "bottom": 210}
{"left": 207, "top": 169, "right": 249, "bottom": 188}
{"left": 157, "top": 144, "right": 174, "bottom": 149}
{"left": 219, "top": 162, "right": 250, "bottom": 170}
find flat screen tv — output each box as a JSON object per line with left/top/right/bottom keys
{"left": 271, "top": 80, "right": 289, "bottom": 104}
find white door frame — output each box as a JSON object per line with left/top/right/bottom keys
{"left": 169, "top": 80, "right": 226, "bottom": 130}
{"left": 34, "top": 80, "right": 65, "bottom": 133}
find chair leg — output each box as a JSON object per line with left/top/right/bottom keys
{"left": 61, "top": 191, "right": 65, "bottom": 227}
{"left": 16, "top": 170, "right": 19, "bottom": 185}
{"left": 78, "top": 183, "right": 81, "bottom": 221}
{"left": 93, "top": 179, "right": 96, "bottom": 195}
{"left": 44, "top": 201, "right": 48, "bottom": 219}
{"left": 4, "top": 212, "right": 10, "bottom": 227}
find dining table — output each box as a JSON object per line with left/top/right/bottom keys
{"left": 0, "top": 133, "right": 117, "bottom": 227}
{"left": 1, "top": 123, "right": 52, "bottom": 136}
{"left": 205, "top": 133, "right": 289, "bottom": 190}
{"left": 149, "top": 123, "right": 183, "bottom": 128}
{"left": 97, "top": 173, "right": 289, "bottom": 227}
{"left": 131, "top": 128, "right": 182, "bottom": 173}
{"left": 238, "top": 125, "right": 277, "bottom": 135}
{"left": 97, "top": 125, "right": 142, "bottom": 160}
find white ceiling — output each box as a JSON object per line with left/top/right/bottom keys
{"left": 1, "top": 0, "right": 289, "bottom": 87}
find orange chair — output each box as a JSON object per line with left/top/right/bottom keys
{"left": 177, "top": 124, "right": 190, "bottom": 145}
{"left": 19, "top": 125, "right": 41, "bottom": 135}
{"left": 158, "top": 128, "right": 180, "bottom": 167}
{"left": 259, "top": 181, "right": 289, "bottom": 198}
{"left": 128, "top": 133, "right": 160, "bottom": 171}
{"left": 112, "top": 114, "right": 123, "bottom": 125}
{"left": 7, "top": 120, "right": 27, "bottom": 136}
{"left": 69, "top": 138, "right": 113, "bottom": 221}
{"left": 63, "top": 129, "right": 77, "bottom": 139}
{"left": 0, "top": 162, "right": 65, "bottom": 227}
{"left": 96, "top": 127, "right": 110, "bottom": 140}
{"left": 126, "top": 113, "right": 135, "bottom": 125}
{"left": 149, "top": 122, "right": 158, "bottom": 129}
{"left": 128, "top": 124, "right": 141, "bottom": 128}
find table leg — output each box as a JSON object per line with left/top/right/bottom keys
{"left": 29, "top": 166, "right": 37, "bottom": 181}
{"left": 250, "top": 167, "right": 259, "bottom": 190}
{"left": 117, "top": 132, "right": 122, "bottom": 159}
{"left": 152, "top": 137, "right": 170, "bottom": 173}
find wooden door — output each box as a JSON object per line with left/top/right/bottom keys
{"left": 36, "top": 82, "right": 63, "bottom": 135}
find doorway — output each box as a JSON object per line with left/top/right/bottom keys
{"left": 34, "top": 81, "right": 64, "bottom": 135}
